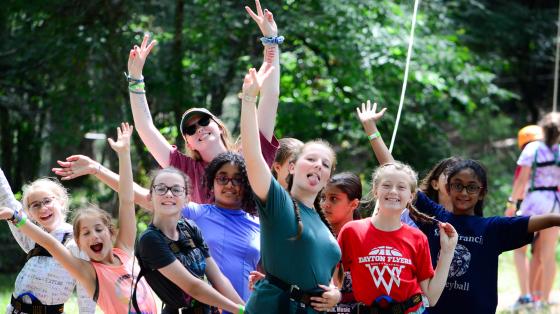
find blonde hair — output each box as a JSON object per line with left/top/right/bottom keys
{"left": 22, "top": 178, "right": 70, "bottom": 218}
{"left": 72, "top": 206, "right": 115, "bottom": 246}
{"left": 367, "top": 162, "right": 435, "bottom": 224}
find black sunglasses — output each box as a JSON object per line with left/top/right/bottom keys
{"left": 183, "top": 116, "right": 211, "bottom": 136}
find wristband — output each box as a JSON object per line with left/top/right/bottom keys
{"left": 260, "top": 36, "right": 284, "bottom": 45}
{"left": 15, "top": 214, "right": 27, "bottom": 228}
{"left": 238, "top": 305, "right": 245, "bottom": 314}
{"left": 129, "top": 82, "right": 146, "bottom": 94}
{"left": 368, "top": 131, "right": 381, "bottom": 141}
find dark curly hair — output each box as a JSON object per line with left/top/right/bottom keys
{"left": 203, "top": 152, "right": 256, "bottom": 215}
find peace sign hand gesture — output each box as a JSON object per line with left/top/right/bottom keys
{"left": 245, "top": 0, "right": 278, "bottom": 37}
{"left": 127, "top": 33, "right": 157, "bottom": 79}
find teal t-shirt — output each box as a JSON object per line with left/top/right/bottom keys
{"left": 245, "top": 178, "right": 341, "bottom": 314}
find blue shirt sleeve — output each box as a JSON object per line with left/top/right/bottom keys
{"left": 489, "top": 216, "right": 533, "bottom": 253}
{"left": 414, "top": 191, "right": 448, "bottom": 218}
{"left": 182, "top": 202, "right": 205, "bottom": 220}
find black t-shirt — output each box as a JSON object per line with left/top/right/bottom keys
{"left": 137, "top": 219, "right": 210, "bottom": 312}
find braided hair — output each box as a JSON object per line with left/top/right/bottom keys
{"left": 285, "top": 140, "right": 336, "bottom": 239}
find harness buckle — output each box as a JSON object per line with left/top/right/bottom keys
{"left": 288, "top": 284, "right": 301, "bottom": 302}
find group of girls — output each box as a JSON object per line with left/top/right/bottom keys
{"left": 2, "top": 1, "right": 560, "bottom": 314}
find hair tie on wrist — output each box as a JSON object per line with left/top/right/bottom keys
{"left": 260, "top": 35, "right": 284, "bottom": 45}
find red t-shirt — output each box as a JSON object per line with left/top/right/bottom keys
{"left": 338, "top": 219, "right": 434, "bottom": 312}
{"left": 169, "top": 132, "right": 278, "bottom": 204}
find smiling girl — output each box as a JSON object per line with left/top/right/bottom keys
{"left": 1, "top": 123, "right": 157, "bottom": 314}
{"left": 135, "top": 165, "right": 245, "bottom": 314}
{"left": 361, "top": 101, "right": 560, "bottom": 314}
{"left": 0, "top": 171, "right": 96, "bottom": 314}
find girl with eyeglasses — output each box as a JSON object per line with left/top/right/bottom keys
{"left": 135, "top": 164, "right": 246, "bottom": 314}
{"left": 181, "top": 152, "right": 260, "bottom": 313}
{"left": 360, "top": 101, "right": 560, "bottom": 314}
{"left": 0, "top": 172, "right": 97, "bottom": 314}
{"left": 0, "top": 123, "right": 158, "bottom": 314}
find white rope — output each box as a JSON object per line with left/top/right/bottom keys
{"left": 553, "top": 0, "right": 560, "bottom": 112}
{"left": 388, "top": 0, "right": 421, "bottom": 153}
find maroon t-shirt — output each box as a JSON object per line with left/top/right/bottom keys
{"left": 169, "top": 132, "right": 279, "bottom": 204}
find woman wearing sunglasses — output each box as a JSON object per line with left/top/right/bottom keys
{"left": 123, "top": 0, "right": 280, "bottom": 204}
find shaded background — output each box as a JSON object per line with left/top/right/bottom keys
{"left": 0, "top": 0, "right": 559, "bottom": 272}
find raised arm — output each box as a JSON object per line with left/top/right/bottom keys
{"left": 240, "top": 68, "right": 274, "bottom": 202}
{"left": 127, "top": 34, "right": 173, "bottom": 167}
{"left": 419, "top": 222, "right": 457, "bottom": 306}
{"left": 246, "top": 0, "right": 280, "bottom": 141}
{"left": 52, "top": 155, "right": 153, "bottom": 211}
{"left": 0, "top": 206, "right": 96, "bottom": 296}
{"left": 107, "top": 123, "right": 136, "bottom": 252}
{"left": 158, "top": 260, "right": 244, "bottom": 313}
{"left": 356, "top": 100, "right": 394, "bottom": 165}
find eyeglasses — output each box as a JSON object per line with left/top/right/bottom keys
{"left": 29, "top": 196, "right": 56, "bottom": 211}
{"left": 152, "top": 184, "right": 186, "bottom": 196}
{"left": 449, "top": 183, "right": 483, "bottom": 194}
{"left": 183, "top": 116, "right": 211, "bottom": 136}
{"left": 215, "top": 175, "right": 243, "bottom": 186}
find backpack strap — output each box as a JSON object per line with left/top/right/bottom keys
{"left": 177, "top": 219, "right": 204, "bottom": 250}
{"left": 26, "top": 232, "right": 72, "bottom": 261}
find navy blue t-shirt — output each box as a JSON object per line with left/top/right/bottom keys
{"left": 414, "top": 192, "right": 533, "bottom": 314}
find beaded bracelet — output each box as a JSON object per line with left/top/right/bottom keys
{"left": 260, "top": 35, "right": 284, "bottom": 45}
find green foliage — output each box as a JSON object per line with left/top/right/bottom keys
{"left": 0, "top": 0, "right": 558, "bottom": 272}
